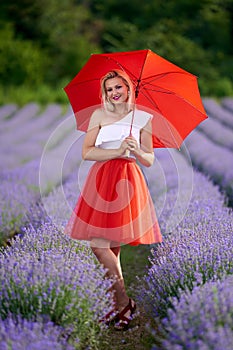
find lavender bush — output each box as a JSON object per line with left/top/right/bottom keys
{"left": 0, "top": 104, "right": 63, "bottom": 169}
{"left": 17, "top": 103, "right": 62, "bottom": 141}
{"left": 140, "top": 149, "right": 233, "bottom": 319}
{"left": 203, "top": 98, "right": 233, "bottom": 129}
{"left": 41, "top": 172, "right": 78, "bottom": 230}
{"left": 184, "top": 129, "right": 233, "bottom": 204}
{"left": 31, "top": 113, "right": 69, "bottom": 147}
{"left": 144, "top": 215, "right": 233, "bottom": 319}
{"left": 143, "top": 148, "right": 194, "bottom": 234}
{"left": 38, "top": 114, "right": 83, "bottom": 195}
{"left": 0, "top": 103, "right": 40, "bottom": 133}
{"left": 1, "top": 104, "right": 61, "bottom": 144}
{"left": 0, "top": 159, "right": 43, "bottom": 244}
{"left": 37, "top": 106, "right": 74, "bottom": 150}
{"left": 0, "top": 104, "right": 61, "bottom": 242}
{"left": 221, "top": 97, "right": 233, "bottom": 113}
{"left": 0, "top": 315, "right": 75, "bottom": 350}
{"left": 0, "top": 179, "right": 34, "bottom": 244}
{"left": 197, "top": 116, "right": 233, "bottom": 151}
{"left": 0, "top": 222, "right": 114, "bottom": 349}
{"left": 0, "top": 105, "right": 80, "bottom": 244}
{"left": 152, "top": 276, "right": 233, "bottom": 350}
{"left": 0, "top": 104, "right": 17, "bottom": 120}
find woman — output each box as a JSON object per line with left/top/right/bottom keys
{"left": 65, "top": 70, "right": 162, "bottom": 330}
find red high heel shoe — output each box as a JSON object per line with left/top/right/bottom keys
{"left": 114, "top": 298, "right": 137, "bottom": 331}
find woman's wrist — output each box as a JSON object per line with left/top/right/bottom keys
{"left": 132, "top": 147, "right": 142, "bottom": 158}
{"left": 83, "top": 146, "right": 122, "bottom": 161}
{"left": 133, "top": 148, "right": 154, "bottom": 167}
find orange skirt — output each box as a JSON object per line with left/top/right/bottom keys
{"left": 65, "top": 158, "right": 162, "bottom": 246}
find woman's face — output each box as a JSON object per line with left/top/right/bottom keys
{"left": 105, "top": 77, "right": 129, "bottom": 105}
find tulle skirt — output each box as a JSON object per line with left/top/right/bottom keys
{"left": 65, "top": 158, "right": 162, "bottom": 246}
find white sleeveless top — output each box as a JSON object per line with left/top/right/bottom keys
{"left": 95, "top": 109, "right": 152, "bottom": 158}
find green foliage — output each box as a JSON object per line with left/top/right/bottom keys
{"left": 102, "top": 17, "right": 233, "bottom": 96}
{"left": 0, "top": 22, "right": 46, "bottom": 86}
{"left": 37, "top": 0, "right": 102, "bottom": 82}
{"left": 0, "top": 0, "right": 232, "bottom": 99}
{"left": 0, "top": 82, "right": 68, "bottom": 107}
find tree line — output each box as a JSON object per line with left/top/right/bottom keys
{"left": 0, "top": 0, "right": 232, "bottom": 96}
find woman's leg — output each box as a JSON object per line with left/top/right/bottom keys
{"left": 91, "top": 238, "right": 129, "bottom": 310}
{"left": 110, "top": 245, "right": 127, "bottom": 306}
{"left": 110, "top": 245, "right": 123, "bottom": 279}
{"left": 109, "top": 243, "right": 137, "bottom": 330}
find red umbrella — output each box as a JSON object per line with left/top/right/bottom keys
{"left": 64, "top": 49, "right": 208, "bottom": 148}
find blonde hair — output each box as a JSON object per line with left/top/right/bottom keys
{"left": 100, "top": 70, "right": 135, "bottom": 112}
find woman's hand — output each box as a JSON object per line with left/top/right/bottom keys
{"left": 124, "top": 133, "right": 154, "bottom": 167}
{"left": 118, "top": 138, "right": 131, "bottom": 156}
{"left": 124, "top": 136, "right": 139, "bottom": 153}
{"left": 118, "top": 136, "right": 139, "bottom": 158}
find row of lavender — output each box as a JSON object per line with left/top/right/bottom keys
{"left": 1, "top": 99, "right": 232, "bottom": 348}
{"left": 0, "top": 103, "right": 83, "bottom": 244}
{"left": 185, "top": 97, "right": 233, "bottom": 205}
{"left": 0, "top": 104, "right": 115, "bottom": 349}
{"left": 0, "top": 222, "right": 114, "bottom": 349}
{"left": 141, "top": 148, "right": 233, "bottom": 349}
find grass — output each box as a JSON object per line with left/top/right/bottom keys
{"left": 121, "top": 244, "right": 152, "bottom": 286}
{"left": 98, "top": 244, "right": 160, "bottom": 350}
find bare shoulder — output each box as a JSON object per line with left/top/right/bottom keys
{"left": 142, "top": 118, "right": 152, "bottom": 134}
{"left": 88, "top": 108, "right": 105, "bottom": 131}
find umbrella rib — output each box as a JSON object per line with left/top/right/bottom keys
{"left": 142, "top": 70, "right": 193, "bottom": 84}
{"left": 140, "top": 81, "right": 206, "bottom": 116}
{"left": 138, "top": 88, "right": 181, "bottom": 149}
{"left": 104, "top": 53, "right": 150, "bottom": 94}
{"left": 107, "top": 52, "right": 183, "bottom": 146}
{"left": 103, "top": 56, "right": 138, "bottom": 82}
{"left": 128, "top": 53, "right": 149, "bottom": 133}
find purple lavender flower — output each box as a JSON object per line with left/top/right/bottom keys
{"left": 140, "top": 149, "right": 233, "bottom": 319}
{"left": 0, "top": 315, "right": 75, "bottom": 350}
{"left": 197, "top": 116, "right": 233, "bottom": 151}
{"left": 152, "top": 276, "right": 233, "bottom": 350}
{"left": 0, "top": 104, "right": 17, "bottom": 121}
{"left": 184, "top": 129, "right": 233, "bottom": 204}
{"left": 0, "top": 160, "right": 42, "bottom": 243}
{"left": 0, "top": 104, "right": 64, "bottom": 169}
{"left": 203, "top": 98, "right": 233, "bottom": 129}
{"left": 0, "top": 222, "right": 114, "bottom": 348}
{"left": 0, "top": 104, "right": 83, "bottom": 245}
{"left": 221, "top": 97, "right": 233, "bottom": 113}
{"left": 0, "top": 103, "right": 39, "bottom": 133}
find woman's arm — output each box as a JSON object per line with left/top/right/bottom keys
{"left": 126, "top": 119, "right": 154, "bottom": 167}
{"left": 82, "top": 110, "right": 130, "bottom": 161}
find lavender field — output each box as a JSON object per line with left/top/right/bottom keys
{"left": 0, "top": 99, "right": 233, "bottom": 349}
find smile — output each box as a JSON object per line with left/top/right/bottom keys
{"left": 112, "top": 95, "right": 121, "bottom": 100}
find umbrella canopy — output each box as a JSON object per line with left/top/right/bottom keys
{"left": 64, "top": 49, "right": 208, "bottom": 148}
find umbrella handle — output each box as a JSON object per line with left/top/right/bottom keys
{"left": 124, "top": 128, "right": 134, "bottom": 157}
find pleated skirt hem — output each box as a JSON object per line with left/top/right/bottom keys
{"left": 65, "top": 158, "right": 162, "bottom": 246}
